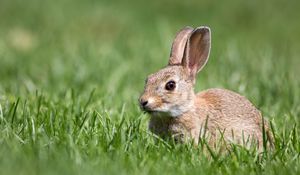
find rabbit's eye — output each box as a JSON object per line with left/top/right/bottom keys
{"left": 165, "top": 80, "right": 176, "bottom": 91}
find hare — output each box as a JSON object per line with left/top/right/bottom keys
{"left": 139, "top": 26, "right": 273, "bottom": 150}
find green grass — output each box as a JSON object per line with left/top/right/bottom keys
{"left": 1, "top": 0, "right": 300, "bottom": 174}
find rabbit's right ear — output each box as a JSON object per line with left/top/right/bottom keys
{"left": 182, "top": 27, "right": 211, "bottom": 79}
{"left": 168, "top": 26, "right": 193, "bottom": 65}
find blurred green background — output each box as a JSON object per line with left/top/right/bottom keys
{"left": 0, "top": 0, "right": 300, "bottom": 174}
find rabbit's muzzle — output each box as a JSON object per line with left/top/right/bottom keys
{"left": 139, "top": 95, "right": 155, "bottom": 112}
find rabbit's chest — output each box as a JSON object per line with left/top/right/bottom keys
{"left": 149, "top": 114, "right": 203, "bottom": 143}
{"left": 149, "top": 120, "right": 189, "bottom": 142}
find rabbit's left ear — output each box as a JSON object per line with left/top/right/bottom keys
{"left": 182, "top": 26, "right": 211, "bottom": 78}
{"left": 168, "top": 26, "right": 194, "bottom": 65}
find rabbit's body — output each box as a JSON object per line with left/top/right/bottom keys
{"left": 139, "top": 26, "right": 273, "bottom": 149}
{"left": 149, "top": 88, "right": 267, "bottom": 148}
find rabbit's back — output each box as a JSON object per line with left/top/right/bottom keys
{"left": 196, "top": 88, "right": 268, "bottom": 147}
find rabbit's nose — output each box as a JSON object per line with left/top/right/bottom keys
{"left": 140, "top": 99, "right": 148, "bottom": 108}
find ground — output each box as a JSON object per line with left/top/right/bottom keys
{"left": 0, "top": 0, "right": 300, "bottom": 174}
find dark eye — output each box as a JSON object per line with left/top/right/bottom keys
{"left": 165, "top": 80, "right": 176, "bottom": 91}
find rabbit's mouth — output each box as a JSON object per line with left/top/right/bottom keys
{"left": 141, "top": 106, "right": 157, "bottom": 113}
{"left": 142, "top": 106, "right": 179, "bottom": 118}
{"left": 145, "top": 110, "right": 172, "bottom": 118}
{"left": 139, "top": 97, "right": 180, "bottom": 117}
{"left": 141, "top": 106, "right": 163, "bottom": 114}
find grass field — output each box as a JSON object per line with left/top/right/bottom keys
{"left": 1, "top": 0, "right": 300, "bottom": 174}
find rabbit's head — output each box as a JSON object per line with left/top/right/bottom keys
{"left": 139, "top": 26, "right": 211, "bottom": 117}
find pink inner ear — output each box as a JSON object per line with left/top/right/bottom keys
{"left": 191, "top": 33, "right": 205, "bottom": 69}
{"left": 185, "top": 27, "right": 211, "bottom": 75}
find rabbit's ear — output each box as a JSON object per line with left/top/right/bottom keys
{"left": 168, "top": 26, "right": 193, "bottom": 65}
{"left": 182, "top": 26, "right": 211, "bottom": 78}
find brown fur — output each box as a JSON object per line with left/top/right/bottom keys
{"left": 148, "top": 88, "right": 273, "bottom": 150}
{"left": 139, "top": 26, "right": 273, "bottom": 151}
